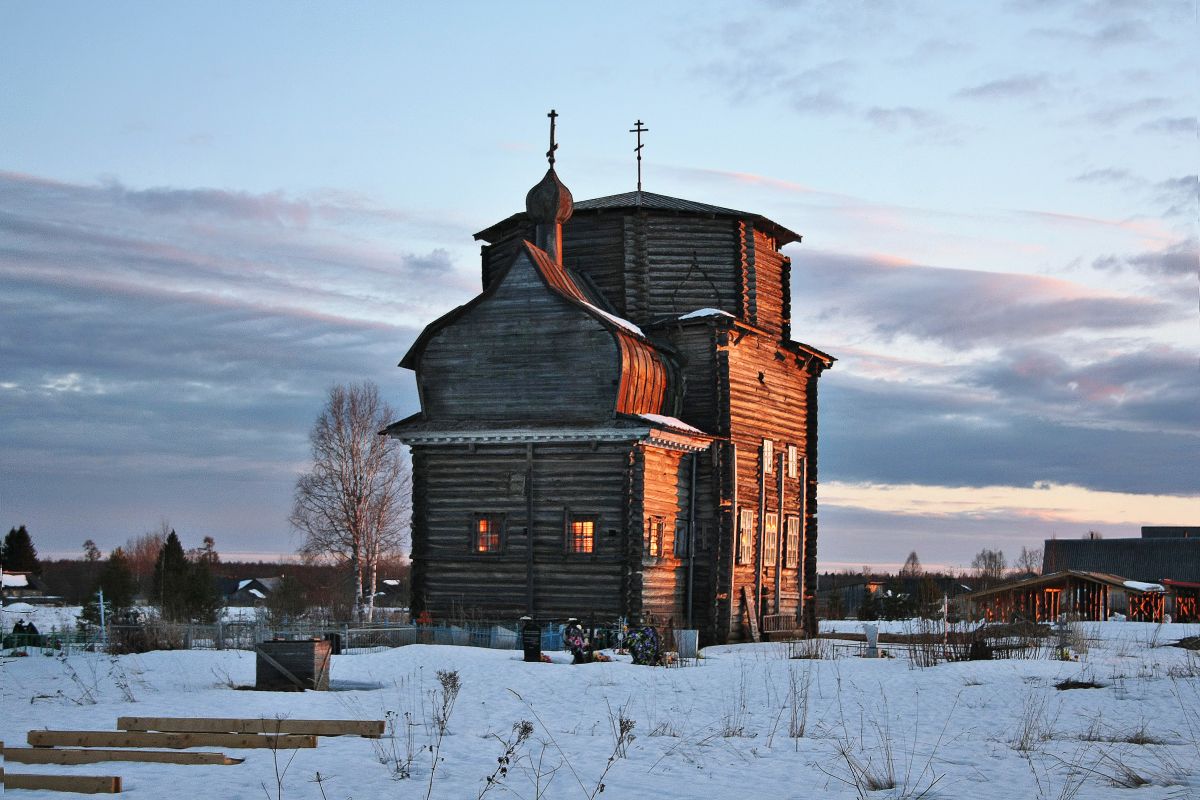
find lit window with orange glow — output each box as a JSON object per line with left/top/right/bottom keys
{"left": 568, "top": 518, "right": 595, "bottom": 554}
{"left": 474, "top": 515, "right": 502, "bottom": 553}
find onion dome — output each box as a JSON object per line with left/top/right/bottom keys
{"left": 525, "top": 168, "right": 574, "bottom": 225}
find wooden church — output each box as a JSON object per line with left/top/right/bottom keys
{"left": 388, "top": 121, "right": 834, "bottom": 643}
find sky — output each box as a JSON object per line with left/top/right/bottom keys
{"left": 1, "top": 0, "right": 1196, "bottom": 570}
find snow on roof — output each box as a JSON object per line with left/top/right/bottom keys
{"left": 383, "top": 579, "right": 401, "bottom": 586}
{"left": 249, "top": 588, "right": 266, "bottom": 598}
{"left": 2, "top": 601, "right": 36, "bottom": 613}
{"left": 585, "top": 303, "right": 645, "bottom": 337}
{"left": 679, "top": 308, "right": 735, "bottom": 321}
{"left": 638, "top": 413, "right": 705, "bottom": 435}
{"left": 1124, "top": 580, "right": 1165, "bottom": 592}
{"left": 237, "top": 579, "right": 253, "bottom": 591}
{"left": 2, "top": 574, "right": 30, "bottom": 588}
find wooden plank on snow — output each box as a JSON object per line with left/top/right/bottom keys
{"left": 4, "top": 746, "right": 243, "bottom": 765}
{"left": 27, "top": 730, "right": 316, "bottom": 750}
{"left": 118, "top": 717, "right": 384, "bottom": 737}
{"left": 2, "top": 773, "right": 122, "bottom": 794}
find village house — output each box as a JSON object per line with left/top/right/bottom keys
{"left": 388, "top": 122, "right": 833, "bottom": 643}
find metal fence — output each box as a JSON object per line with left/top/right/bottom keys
{"left": 3, "top": 621, "right": 571, "bottom": 657}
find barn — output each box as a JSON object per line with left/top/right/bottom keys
{"left": 388, "top": 139, "right": 833, "bottom": 644}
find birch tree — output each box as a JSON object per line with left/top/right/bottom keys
{"left": 291, "top": 382, "right": 410, "bottom": 620}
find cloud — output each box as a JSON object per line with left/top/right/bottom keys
{"left": 1032, "top": 18, "right": 1158, "bottom": 49}
{"left": 864, "top": 106, "right": 943, "bottom": 132}
{"left": 969, "top": 344, "right": 1199, "bottom": 433}
{"left": 1085, "top": 96, "right": 1171, "bottom": 125}
{"left": 1138, "top": 116, "right": 1197, "bottom": 134}
{"left": 955, "top": 73, "right": 1051, "bottom": 100}
{"left": 1152, "top": 175, "right": 1197, "bottom": 218}
{"left": 795, "top": 250, "right": 1177, "bottom": 348}
{"left": 1071, "top": 168, "right": 1134, "bottom": 185}
{"left": 820, "top": 375, "right": 1200, "bottom": 496}
{"left": 0, "top": 171, "right": 465, "bottom": 553}
{"left": 1093, "top": 237, "right": 1198, "bottom": 277}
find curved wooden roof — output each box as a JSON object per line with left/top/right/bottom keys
{"left": 520, "top": 243, "right": 669, "bottom": 415}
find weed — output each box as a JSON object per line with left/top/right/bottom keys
{"left": 720, "top": 663, "right": 752, "bottom": 737}
{"left": 1013, "top": 690, "right": 1059, "bottom": 752}
{"left": 478, "top": 720, "right": 534, "bottom": 799}
{"left": 424, "top": 669, "right": 462, "bottom": 799}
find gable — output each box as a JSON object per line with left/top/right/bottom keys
{"left": 408, "top": 243, "right": 670, "bottom": 423}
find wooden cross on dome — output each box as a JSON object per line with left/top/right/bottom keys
{"left": 547, "top": 109, "right": 559, "bottom": 167}
{"left": 629, "top": 119, "right": 649, "bottom": 191}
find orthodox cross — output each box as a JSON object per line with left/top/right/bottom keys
{"left": 547, "top": 109, "right": 559, "bottom": 167}
{"left": 629, "top": 119, "right": 648, "bottom": 191}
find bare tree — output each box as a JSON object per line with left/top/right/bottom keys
{"left": 291, "top": 382, "right": 410, "bottom": 620}
{"left": 971, "top": 548, "right": 1006, "bottom": 582}
{"left": 899, "top": 551, "right": 923, "bottom": 577}
{"left": 123, "top": 522, "right": 169, "bottom": 596}
{"left": 1013, "top": 546, "right": 1042, "bottom": 576}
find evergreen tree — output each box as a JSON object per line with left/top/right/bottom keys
{"left": 2, "top": 525, "right": 41, "bottom": 574}
{"left": 857, "top": 587, "right": 881, "bottom": 621}
{"left": 151, "top": 531, "right": 220, "bottom": 623}
{"left": 81, "top": 548, "right": 137, "bottom": 627}
{"left": 266, "top": 574, "right": 310, "bottom": 625}
{"left": 151, "top": 530, "right": 190, "bottom": 621}
{"left": 184, "top": 557, "right": 221, "bottom": 624}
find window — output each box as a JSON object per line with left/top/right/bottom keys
{"left": 762, "top": 439, "right": 774, "bottom": 473}
{"left": 646, "top": 516, "right": 665, "bottom": 559}
{"left": 673, "top": 520, "right": 690, "bottom": 557}
{"left": 785, "top": 515, "right": 802, "bottom": 568}
{"left": 473, "top": 515, "right": 502, "bottom": 553}
{"left": 737, "top": 509, "right": 755, "bottom": 564}
{"left": 568, "top": 517, "right": 595, "bottom": 554}
{"left": 787, "top": 445, "right": 799, "bottom": 479}
{"left": 763, "top": 512, "right": 779, "bottom": 566}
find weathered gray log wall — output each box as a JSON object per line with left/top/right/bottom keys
{"left": 420, "top": 253, "right": 620, "bottom": 422}
{"left": 410, "top": 441, "right": 634, "bottom": 621}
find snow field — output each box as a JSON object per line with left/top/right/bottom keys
{"left": 1, "top": 622, "right": 1197, "bottom": 799}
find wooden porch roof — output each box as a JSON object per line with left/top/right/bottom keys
{"left": 964, "top": 570, "right": 1160, "bottom": 601}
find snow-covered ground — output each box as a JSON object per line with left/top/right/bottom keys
{"left": 2, "top": 622, "right": 1198, "bottom": 799}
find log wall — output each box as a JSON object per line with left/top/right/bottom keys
{"left": 410, "top": 441, "right": 634, "bottom": 621}
{"left": 420, "top": 252, "right": 620, "bottom": 422}
{"left": 721, "top": 330, "right": 817, "bottom": 638}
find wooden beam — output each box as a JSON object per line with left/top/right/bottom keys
{"left": 5, "top": 746, "right": 243, "bottom": 765}
{"left": 118, "top": 717, "right": 384, "bottom": 738}
{"left": 3, "top": 773, "right": 122, "bottom": 794}
{"left": 28, "top": 730, "right": 316, "bottom": 750}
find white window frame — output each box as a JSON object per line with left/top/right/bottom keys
{"left": 785, "top": 515, "right": 802, "bottom": 568}
{"left": 763, "top": 512, "right": 779, "bottom": 566}
{"left": 787, "top": 445, "right": 799, "bottom": 478}
{"left": 762, "top": 439, "right": 774, "bottom": 473}
{"left": 737, "top": 509, "right": 755, "bottom": 564}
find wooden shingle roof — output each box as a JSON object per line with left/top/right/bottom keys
{"left": 1043, "top": 537, "right": 1200, "bottom": 583}
{"left": 475, "top": 190, "right": 802, "bottom": 246}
